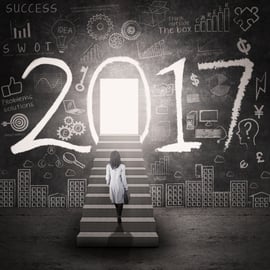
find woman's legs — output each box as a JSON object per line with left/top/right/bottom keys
{"left": 114, "top": 204, "right": 118, "bottom": 216}
{"left": 118, "top": 204, "right": 123, "bottom": 217}
{"left": 114, "top": 203, "right": 123, "bottom": 223}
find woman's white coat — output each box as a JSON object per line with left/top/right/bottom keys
{"left": 105, "top": 163, "right": 128, "bottom": 204}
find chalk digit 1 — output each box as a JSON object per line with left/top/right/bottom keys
{"left": 155, "top": 58, "right": 201, "bottom": 152}
{"left": 11, "top": 57, "right": 91, "bottom": 154}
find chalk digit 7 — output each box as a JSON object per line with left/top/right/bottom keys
{"left": 198, "top": 58, "right": 254, "bottom": 151}
{"left": 11, "top": 57, "right": 91, "bottom": 154}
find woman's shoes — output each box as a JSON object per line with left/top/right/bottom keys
{"left": 117, "top": 217, "right": 122, "bottom": 223}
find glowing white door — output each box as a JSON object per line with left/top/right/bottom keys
{"left": 100, "top": 78, "right": 139, "bottom": 135}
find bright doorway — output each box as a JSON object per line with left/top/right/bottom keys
{"left": 100, "top": 78, "right": 139, "bottom": 135}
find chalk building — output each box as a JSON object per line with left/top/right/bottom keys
{"left": 214, "top": 192, "right": 230, "bottom": 207}
{"left": 250, "top": 192, "right": 270, "bottom": 208}
{"left": 31, "top": 185, "right": 48, "bottom": 208}
{"left": 0, "top": 170, "right": 88, "bottom": 209}
{"left": 150, "top": 184, "right": 164, "bottom": 207}
{"left": 0, "top": 179, "right": 16, "bottom": 207}
{"left": 48, "top": 193, "right": 67, "bottom": 208}
{"left": 185, "top": 181, "right": 202, "bottom": 207}
{"left": 68, "top": 179, "right": 86, "bottom": 208}
{"left": 18, "top": 169, "right": 31, "bottom": 208}
{"left": 230, "top": 180, "right": 248, "bottom": 208}
{"left": 202, "top": 166, "right": 214, "bottom": 207}
{"left": 166, "top": 183, "right": 185, "bottom": 207}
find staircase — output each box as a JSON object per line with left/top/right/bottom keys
{"left": 77, "top": 135, "right": 159, "bottom": 247}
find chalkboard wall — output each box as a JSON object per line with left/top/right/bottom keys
{"left": 0, "top": 0, "right": 269, "bottom": 208}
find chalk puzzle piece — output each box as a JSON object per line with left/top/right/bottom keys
{"left": 234, "top": 6, "right": 259, "bottom": 31}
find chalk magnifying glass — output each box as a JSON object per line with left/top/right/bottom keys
{"left": 63, "top": 152, "right": 85, "bottom": 169}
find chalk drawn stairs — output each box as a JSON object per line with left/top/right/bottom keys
{"left": 77, "top": 135, "right": 159, "bottom": 247}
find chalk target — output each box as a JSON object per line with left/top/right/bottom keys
{"left": 121, "top": 20, "right": 141, "bottom": 41}
{"left": 10, "top": 113, "right": 29, "bottom": 132}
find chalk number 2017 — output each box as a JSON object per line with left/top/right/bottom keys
{"left": 11, "top": 57, "right": 253, "bottom": 154}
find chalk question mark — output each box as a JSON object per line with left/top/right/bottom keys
{"left": 244, "top": 121, "right": 252, "bottom": 139}
{"left": 216, "top": 125, "right": 227, "bottom": 144}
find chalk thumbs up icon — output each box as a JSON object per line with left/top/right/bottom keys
{"left": 1, "top": 77, "right": 22, "bottom": 98}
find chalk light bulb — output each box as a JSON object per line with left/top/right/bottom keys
{"left": 51, "top": 19, "right": 76, "bottom": 53}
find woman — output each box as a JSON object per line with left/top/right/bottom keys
{"left": 105, "top": 150, "right": 128, "bottom": 223}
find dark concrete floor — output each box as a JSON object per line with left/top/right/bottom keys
{"left": 0, "top": 208, "right": 270, "bottom": 270}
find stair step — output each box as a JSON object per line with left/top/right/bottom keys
{"left": 89, "top": 178, "right": 148, "bottom": 184}
{"left": 77, "top": 231, "right": 159, "bottom": 247}
{"left": 99, "top": 135, "right": 140, "bottom": 141}
{"left": 89, "top": 174, "right": 148, "bottom": 179}
{"left": 87, "top": 184, "right": 150, "bottom": 193}
{"left": 82, "top": 204, "right": 153, "bottom": 217}
{"left": 97, "top": 141, "right": 142, "bottom": 149}
{"left": 95, "top": 149, "right": 143, "bottom": 158}
{"left": 89, "top": 175, "right": 149, "bottom": 184}
{"left": 85, "top": 193, "right": 152, "bottom": 204}
{"left": 80, "top": 217, "right": 156, "bottom": 232}
{"left": 93, "top": 158, "right": 144, "bottom": 167}
{"left": 91, "top": 167, "right": 147, "bottom": 175}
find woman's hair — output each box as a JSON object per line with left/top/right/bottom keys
{"left": 110, "top": 151, "right": 121, "bottom": 169}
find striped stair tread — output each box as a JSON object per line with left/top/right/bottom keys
{"left": 77, "top": 231, "right": 159, "bottom": 247}
{"left": 81, "top": 217, "right": 155, "bottom": 222}
{"left": 93, "top": 158, "right": 144, "bottom": 161}
{"left": 98, "top": 141, "right": 141, "bottom": 144}
{"left": 87, "top": 183, "right": 149, "bottom": 187}
{"left": 80, "top": 217, "right": 156, "bottom": 232}
{"left": 95, "top": 149, "right": 143, "bottom": 158}
{"left": 93, "top": 158, "right": 144, "bottom": 167}
{"left": 87, "top": 184, "right": 150, "bottom": 193}
{"left": 91, "top": 166, "right": 146, "bottom": 170}
{"left": 96, "top": 149, "right": 142, "bottom": 152}
{"left": 89, "top": 178, "right": 148, "bottom": 184}
{"left": 90, "top": 167, "right": 147, "bottom": 176}
{"left": 83, "top": 204, "right": 153, "bottom": 209}
{"left": 99, "top": 135, "right": 140, "bottom": 141}
{"left": 89, "top": 175, "right": 148, "bottom": 178}
{"left": 82, "top": 204, "right": 154, "bottom": 217}
{"left": 97, "top": 141, "right": 142, "bottom": 149}
{"left": 85, "top": 193, "right": 151, "bottom": 204}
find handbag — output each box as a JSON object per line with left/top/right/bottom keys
{"left": 124, "top": 189, "right": 129, "bottom": 204}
